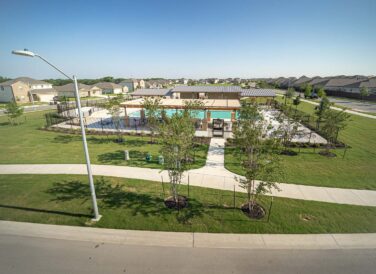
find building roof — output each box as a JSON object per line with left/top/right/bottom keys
{"left": 55, "top": 83, "right": 90, "bottom": 92}
{"left": 360, "top": 78, "right": 376, "bottom": 89}
{"left": 324, "top": 78, "right": 363, "bottom": 88}
{"left": 121, "top": 98, "right": 241, "bottom": 110}
{"left": 292, "top": 76, "right": 312, "bottom": 87}
{"left": 94, "top": 82, "right": 123, "bottom": 89}
{"left": 240, "top": 88, "right": 276, "bottom": 97}
{"left": 172, "top": 85, "right": 243, "bottom": 93}
{"left": 308, "top": 77, "right": 331, "bottom": 86}
{"left": 120, "top": 79, "right": 139, "bottom": 84}
{"left": 29, "top": 88, "right": 58, "bottom": 95}
{"left": 131, "top": 88, "right": 172, "bottom": 96}
{"left": 0, "top": 77, "right": 50, "bottom": 87}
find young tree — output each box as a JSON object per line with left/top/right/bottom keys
{"left": 141, "top": 97, "right": 161, "bottom": 144}
{"left": 233, "top": 101, "right": 283, "bottom": 218}
{"left": 319, "top": 109, "right": 350, "bottom": 157}
{"left": 284, "top": 87, "right": 295, "bottom": 105}
{"left": 158, "top": 109, "right": 196, "bottom": 208}
{"left": 293, "top": 95, "right": 301, "bottom": 110}
{"left": 5, "top": 102, "right": 24, "bottom": 125}
{"left": 277, "top": 105, "right": 301, "bottom": 155}
{"left": 182, "top": 99, "right": 205, "bottom": 163}
{"left": 317, "top": 87, "right": 326, "bottom": 98}
{"left": 304, "top": 84, "right": 312, "bottom": 98}
{"left": 360, "top": 86, "right": 370, "bottom": 100}
{"left": 104, "top": 94, "right": 124, "bottom": 142}
{"left": 315, "top": 96, "right": 331, "bottom": 129}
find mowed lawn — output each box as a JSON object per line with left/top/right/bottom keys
{"left": 0, "top": 111, "right": 208, "bottom": 169}
{"left": 225, "top": 98, "right": 376, "bottom": 190}
{"left": 1, "top": 174, "right": 376, "bottom": 233}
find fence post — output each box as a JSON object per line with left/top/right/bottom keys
{"left": 188, "top": 174, "right": 190, "bottom": 198}
{"left": 342, "top": 144, "right": 348, "bottom": 159}
{"left": 267, "top": 197, "right": 274, "bottom": 222}
{"left": 161, "top": 175, "right": 165, "bottom": 198}
{"left": 233, "top": 185, "right": 236, "bottom": 209}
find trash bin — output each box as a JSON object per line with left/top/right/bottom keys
{"left": 124, "top": 150, "right": 129, "bottom": 161}
{"left": 145, "top": 153, "right": 152, "bottom": 162}
{"left": 158, "top": 155, "right": 164, "bottom": 165}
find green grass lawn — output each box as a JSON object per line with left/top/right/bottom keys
{"left": 225, "top": 98, "right": 376, "bottom": 190}
{"left": 1, "top": 174, "right": 376, "bottom": 233}
{"left": 0, "top": 111, "right": 208, "bottom": 169}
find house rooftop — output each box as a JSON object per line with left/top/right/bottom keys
{"left": 131, "top": 88, "right": 172, "bottom": 97}
{"left": 0, "top": 77, "right": 50, "bottom": 87}
{"left": 172, "top": 85, "right": 243, "bottom": 93}
{"left": 325, "top": 78, "right": 363, "bottom": 87}
{"left": 240, "top": 88, "right": 276, "bottom": 97}
{"left": 54, "top": 83, "right": 90, "bottom": 92}
{"left": 94, "top": 82, "right": 122, "bottom": 89}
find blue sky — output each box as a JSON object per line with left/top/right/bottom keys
{"left": 1, "top": 0, "right": 375, "bottom": 79}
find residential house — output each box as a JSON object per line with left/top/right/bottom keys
{"left": 0, "top": 77, "right": 55, "bottom": 103}
{"left": 360, "top": 77, "right": 376, "bottom": 93}
{"left": 292, "top": 76, "right": 312, "bottom": 89}
{"left": 307, "top": 77, "right": 331, "bottom": 91}
{"left": 180, "top": 78, "right": 189, "bottom": 85}
{"left": 94, "top": 82, "right": 127, "bottom": 94}
{"left": 55, "top": 83, "right": 94, "bottom": 98}
{"left": 119, "top": 79, "right": 145, "bottom": 92}
{"left": 324, "top": 77, "right": 364, "bottom": 93}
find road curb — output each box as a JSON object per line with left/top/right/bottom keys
{"left": 1, "top": 221, "right": 375, "bottom": 250}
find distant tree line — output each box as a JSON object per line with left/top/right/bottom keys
{"left": 43, "top": 76, "right": 127, "bottom": 86}
{"left": 0, "top": 76, "right": 11, "bottom": 83}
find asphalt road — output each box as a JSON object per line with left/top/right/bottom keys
{"left": 327, "top": 97, "right": 376, "bottom": 113}
{"left": 1, "top": 234, "right": 375, "bottom": 274}
{"left": 276, "top": 89, "right": 376, "bottom": 113}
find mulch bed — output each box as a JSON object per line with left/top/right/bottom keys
{"left": 280, "top": 149, "right": 298, "bottom": 156}
{"left": 164, "top": 195, "right": 188, "bottom": 209}
{"left": 241, "top": 202, "right": 266, "bottom": 219}
{"left": 318, "top": 150, "right": 337, "bottom": 157}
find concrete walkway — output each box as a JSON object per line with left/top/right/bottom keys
{"left": 1, "top": 163, "right": 376, "bottom": 207}
{"left": 1, "top": 138, "right": 376, "bottom": 207}
{"left": 1, "top": 220, "right": 375, "bottom": 250}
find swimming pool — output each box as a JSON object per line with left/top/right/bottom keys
{"left": 128, "top": 109, "right": 237, "bottom": 119}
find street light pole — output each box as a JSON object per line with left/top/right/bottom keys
{"left": 73, "top": 75, "right": 100, "bottom": 220}
{"left": 12, "top": 49, "right": 101, "bottom": 221}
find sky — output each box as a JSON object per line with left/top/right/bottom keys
{"left": 0, "top": 0, "right": 375, "bottom": 79}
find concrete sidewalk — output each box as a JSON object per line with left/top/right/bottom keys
{"left": 1, "top": 220, "right": 375, "bottom": 250}
{"left": 1, "top": 163, "right": 376, "bottom": 207}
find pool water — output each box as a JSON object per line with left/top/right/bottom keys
{"left": 128, "top": 109, "right": 236, "bottom": 119}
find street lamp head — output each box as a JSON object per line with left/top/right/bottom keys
{"left": 12, "top": 49, "right": 36, "bottom": 57}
